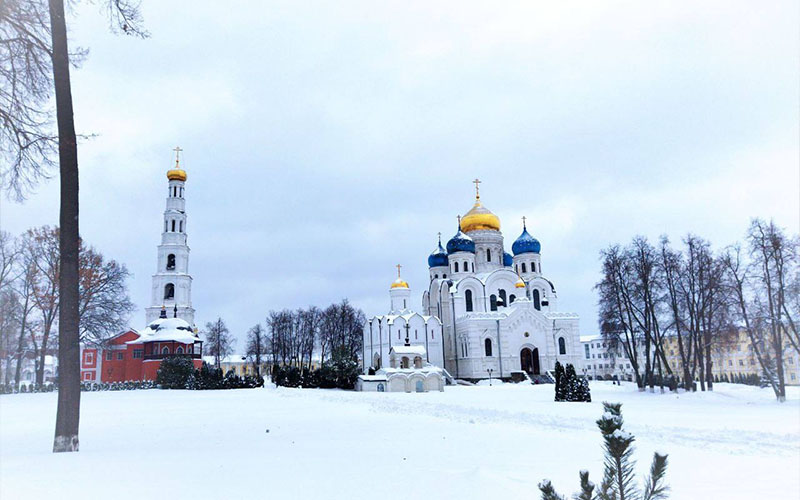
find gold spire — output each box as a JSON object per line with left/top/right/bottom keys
{"left": 390, "top": 263, "right": 409, "bottom": 289}
{"left": 167, "top": 146, "right": 187, "bottom": 182}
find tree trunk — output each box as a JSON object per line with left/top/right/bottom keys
{"left": 49, "top": 0, "right": 81, "bottom": 453}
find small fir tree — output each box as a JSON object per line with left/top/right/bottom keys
{"left": 539, "top": 402, "right": 669, "bottom": 500}
{"left": 554, "top": 361, "right": 566, "bottom": 401}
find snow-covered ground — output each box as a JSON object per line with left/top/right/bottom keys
{"left": 1, "top": 382, "right": 798, "bottom": 499}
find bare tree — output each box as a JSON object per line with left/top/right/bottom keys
{"left": 2, "top": 0, "right": 146, "bottom": 452}
{"left": 205, "top": 318, "right": 234, "bottom": 368}
{"left": 246, "top": 323, "right": 266, "bottom": 376}
{"left": 22, "top": 226, "right": 60, "bottom": 385}
{"left": 77, "top": 244, "right": 134, "bottom": 345}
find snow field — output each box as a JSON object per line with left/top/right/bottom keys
{"left": 0, "top": 382, "right": 798, "bottom": 499}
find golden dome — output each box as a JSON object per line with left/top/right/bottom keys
{"left": 390, "top": 278, "right": 409, "bottom": 289}
{"left": 167, "top": 168, "right": 187, "bottom": 182}
{"left": 460, "top": 199, "right": 500, "bottom": 233}
{"left": 515, "top": 279, "right": 526, "bottom": 288}
{"left": 167, "top": 146, "right": 187, "bottom": 181}
{"left": 390, "top": 264, "right": 409, "bottom": 289}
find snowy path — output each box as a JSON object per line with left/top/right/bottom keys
{"left": 1, "top": 382, "right": 798, "bottom": 499}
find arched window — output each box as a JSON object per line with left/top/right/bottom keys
{"left": 559, "top": 337, "right": 567, "bottom": 355}
{"left": 515, "top": 264, "right": 519, "bottom": 273}
{"left": 509, "top": 294, "right": 516, "bottom": 304}
{"left": 180, "top": 187, "right": 184, "bottom": 197}
{"left": 176, "top": 346, "right": 184, "bottom": 354}
{"left": 454, "top": 262, "right": 459, "bottom": 273}
{"left": 522, "top": 262, "right": 527, "bottom": 273}
{"left": 443, "top": 274, "right": 447, "bottom": 278}
{"left": 533, "top": 289, "right": 541, "bottom": 310}
{"left": 166, "top": 254, "right": 176, "bottom": 270}
{"left": 179, "top": 221, "right": 183, "bottom": 232}
{"left": 465, "top": 290, "right": 473, "bottom": 312}
{"left": 499, "top": 289, "right": 507, "bottom": 307}
{"left": 164, "top": 220, "right": 168, "bottom": 232}
{"left": 533, "top": 262, "right": 537, "bottom": 273}
{"left": 161, "top": 346, "right": 170, "bottom": 355}
{"left": 490, "top": 294, "right": 498, "bottom": 311}
{"left": 486, "top": 249, "right": 492, "bottom": 262}
{"left": 171, "top": 220, "right": 176, "bottom": 232}
{"left": 484, "top": 338, "right": 493, "bottom": 357}
{"left": 164, "top": 283, "right": 175, "bottom": 300}
{"left": 434, "top": 274, "right": 438, "bottom": 279}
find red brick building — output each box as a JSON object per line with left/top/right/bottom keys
{"left": 81, "top": 311, "right": 203, "bottom": 383}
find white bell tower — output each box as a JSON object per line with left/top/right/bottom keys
{"left": 145, "top": 147, "right": 196, "bottom": 325}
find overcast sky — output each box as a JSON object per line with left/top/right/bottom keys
{"left": 2, "top": 1, "right": 798, "bottom": 347}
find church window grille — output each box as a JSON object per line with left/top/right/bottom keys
{"left": 454, "top": 262, "right": 459, "bottom": 273}
{"left": 164, "top": 283, "right": 175, "bottom": 300}
{"left": 167, "top": 254, "right": 176, "bottom": 270}
{"left": 533, "top": 289, "right": 541, "bottom": 310}
{"left": 465, "top": 290, "right": 473, "bottom": 312}
{"left": 521, "top": 262, "right": 527, "bottom": 273}
{"left": 559, "top": 337, "right": 567, "bottom": 355}
{"left": 490, "top": 294, "right": 498, "bottom": 311}
{"left": 484, "top": 338, "right": 492, "bottom": 357}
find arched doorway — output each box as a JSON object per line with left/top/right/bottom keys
{"left": 521, "top": 348, "right": 532, "bottom": 373}
{"left": 372, "top": 352, "right": 381, "bottom": 370}
{"left": 520, "top": 347, "right": 541, "bottom": 375}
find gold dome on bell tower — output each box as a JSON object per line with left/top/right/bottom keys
{"left": 460, "top": 179, "right": 500, "bottom": 233}
{"left": 166, "top": 146, "right": 187, "bottom": 182}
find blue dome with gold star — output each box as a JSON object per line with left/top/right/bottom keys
{"left": 512, "top": 223, "right": 541, "bottom": 255}
{"left": 447, "top": 222, "right": 476, "bottom": 254}
{"left": 428, "top": 236, "right": 449, "bottom": 268}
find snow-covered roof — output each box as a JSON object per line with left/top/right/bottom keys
{"left": 390, "top": 345, "right": 426, "bottom": 356}
{"left": 580, "top": 335, "right": 602, "bottom": 342}
{"left": 128, "top": 317, "right": 199, "bottom": 345}
{"left": 358, "top": 375, "right": 388, "bottom": 382}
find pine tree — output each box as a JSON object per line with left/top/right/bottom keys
{"left": 540, "top": 402, "right": 669, "bottom": 500}
{"left": 554, "top": 361, "right": 566, "bottom": 402}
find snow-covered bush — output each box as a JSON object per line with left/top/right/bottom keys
{"left": 156, "top": 356, "right": 195, "bottom": 389}
{"left": 555, "top": 363, "right": 591, "bottom": 402}
{"left": 539, "top": 402, "right": 669, "bottom": 500}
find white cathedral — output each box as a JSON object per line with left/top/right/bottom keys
{"left": 364, "top": 181, "right": 582, "bottom": 382}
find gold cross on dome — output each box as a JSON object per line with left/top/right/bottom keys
{"left": 473, "top": 178, "right": 481, "bottom": 199}
{"left": 396, "top": 264, "right": 402, "bottom": 277}
{"left": 173, "top": 146, "right": 183, "bottom": 167}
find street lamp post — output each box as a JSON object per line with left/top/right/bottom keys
{"left": 487, "top": 368, "right": 494, "bottom": 386}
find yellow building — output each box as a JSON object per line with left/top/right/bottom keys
{"left": 661, "top": 331, "right": 799, "bottom": 385}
